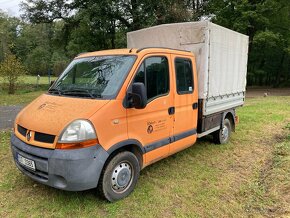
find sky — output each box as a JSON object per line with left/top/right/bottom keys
{"left": 0, "top": 0, "right": 22, "bottom": 17}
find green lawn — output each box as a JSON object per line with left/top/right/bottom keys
{"left": 0, "top": 91, "right": 45, "bottom": 106}
{"left": 0, "top": 75, "right": 57, "bottom": 105}
{"left": 0, "top": 75, "right": 57, "bottom": 85}
{"left": 22, "top": 75, "right": 57, "bottom": 85}
{"left": 0, "top": 96, "right": 290, "bottom": 217}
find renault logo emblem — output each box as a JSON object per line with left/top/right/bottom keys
{"left": 26, "top": 131, "right": 32, "bottom": 141}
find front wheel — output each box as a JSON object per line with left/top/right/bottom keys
{"left": 213, "top": 118, "right": 232, "bottom": 144}
{"left": 98, "top": 151, "right": 140, "bottom": 202}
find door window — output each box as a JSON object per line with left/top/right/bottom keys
{"left": 134, "top": 56, "right": 169, "bottom": 101}
{"left": 175, "top": 58, "right": 194, "bottom": 94}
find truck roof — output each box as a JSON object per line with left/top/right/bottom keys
{"left": 76, "top": 47, "right": 194, "bottom": 59}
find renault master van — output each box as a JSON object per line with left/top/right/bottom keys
{"left": 11, "top": 22, "right": 248, "bottom": 202}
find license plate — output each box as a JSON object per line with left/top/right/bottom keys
{"left": 17, "top": 154, "right": 36, "bottom": 171}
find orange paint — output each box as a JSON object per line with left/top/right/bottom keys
{"left": 14, "top": 48, "right": 199, "bottom": 168}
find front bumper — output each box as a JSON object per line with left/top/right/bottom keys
{"left": 10, "top": 134, "right": 109, "bottom": 191}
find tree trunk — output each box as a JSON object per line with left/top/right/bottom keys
{"left": 130, "top": 0, "right": 140, "bottom": 31}
{"left": 275, "top": 52, "right": 286, "bottom": 87}
{"left": 8, "top": 81, "right": 15, "bottom": 94}
{"left": 110, "top": 20, "right": 116, "bottom": 49}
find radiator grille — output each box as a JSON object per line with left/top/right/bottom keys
{"left": 17, "top": 125, "right": 55, "bottom": 144}
{"left": 34, "top": 132, "right": 55, "bottom": 144}
{"left": 17, "top": 125, "right": 27, "bottom": 137}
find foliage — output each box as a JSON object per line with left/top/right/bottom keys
{"left": 206, "top": 0, "right": 290, "bottom": 87}
{"left": 0, "top": 53, "right": 27, "bottom": 94}
{"left": 0, "top": 0, "right": 289, "bottom": 86}
{"left": 0, "top": 11, "right": 21, "bottom": 62}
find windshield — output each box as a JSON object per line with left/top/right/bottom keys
{"left": 49, "top": 55, "right": 136, "bottom": 99}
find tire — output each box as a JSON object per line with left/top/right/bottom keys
{"left": 213, "top": 118, "right": 232, "bottom": 144}
{"left": 98, "top": 151, "right": 140, "bottom": 202}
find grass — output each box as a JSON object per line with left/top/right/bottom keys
{"left": 0, "top": 75, "right": 57, "bottom": 85}
{"left": 0, "top": 96, "right": 290, "bottom": 217}
{"left": 0, "top": 75, "right": 57, "bottom": 105}
{"left": 22, "top": 75, "right": 57, "bottom": 85}
{"left": 0, "top": 90, "right": 45, "bottom": 106}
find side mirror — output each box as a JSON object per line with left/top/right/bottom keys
{"left": 129, "top": 83, "right": 147, "bottom": 109}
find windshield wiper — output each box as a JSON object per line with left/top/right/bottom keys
{"left": 62, "top": 89, "right": 98, "bottom": 99}
{"left": 48, "top": 88, "right": 62, "bottom": 95}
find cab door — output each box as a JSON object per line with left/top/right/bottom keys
{"left": 169, "top": 54, "right": 198, "bottom": 154}
{"left": 127, "top": 54, "right": 174, "bottom": 166}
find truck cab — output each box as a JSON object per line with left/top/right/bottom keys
{"left": 11, "top": 48, "right": 202, "bottom": 202}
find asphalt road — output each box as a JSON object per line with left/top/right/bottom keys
{"left": 0, "top": 106, "right": 23, "bottom": 130}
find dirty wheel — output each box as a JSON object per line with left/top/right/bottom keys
{"left": 98, "top": 151, "right": 140, "bottom": 202}
{"left": 213, "top": 118, "right": 232, "bottom": 144}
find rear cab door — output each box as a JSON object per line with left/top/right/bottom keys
{"left": 126, "top": 52, "right": 174, "bottom": 166}
{"left": 169, "top": 53, "right": 198, "bottom": 154}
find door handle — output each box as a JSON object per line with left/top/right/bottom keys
{"left": 192, "top": 102, "right": 198, "bottom": 110}
{"left": 168, "top": 107, "right": 175, "bottom": 115}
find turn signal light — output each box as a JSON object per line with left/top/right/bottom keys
{"left": 56, "top": 138, "right": 99, "bottom": 149}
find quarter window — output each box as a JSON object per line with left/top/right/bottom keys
{"left": 175, "top": 58, "right": 194, "bottom": 94}
{"left": 134, "top": 56, "right": 169, "bottom": 101}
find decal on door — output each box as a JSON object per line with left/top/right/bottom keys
{"left": 147, "top": 125, "right": 153, "bottom": 134}
{"left": 147, "top": 119, "right": 167, "bottom": 134}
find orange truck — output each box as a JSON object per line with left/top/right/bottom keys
{"left": 11, "top": 21, "right": 249, "bottom": 202}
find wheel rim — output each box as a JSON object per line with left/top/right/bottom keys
{"left": 111, "top": 161, "right": 133, "bottom": 193}
{"left": 221, "top": 124, "right": 229, "bottom": 141}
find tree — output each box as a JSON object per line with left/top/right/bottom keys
{"left": 16, "top": 0, "right": 290, "bottom": 87}
{"left": 0, "top": 11, "right": 21, "bottom": 62}
{"left": 206, "top": 0, "right": 290, "bottom": 86}
{"left": 25, "top": 46, "right": 51, "bottom": 75}
{"left": 0, "top": 53, "right": 27, "bottom": 94}
{"left": 51, "top": 50, "right": 69, "bottom": 76}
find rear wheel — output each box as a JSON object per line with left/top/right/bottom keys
{"left": 213, "top": 118, "right": 232, "bottom": 144}
{"left": 98, "top": 151, "right": 140, "bottom": 202}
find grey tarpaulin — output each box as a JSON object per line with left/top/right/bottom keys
{"left": 127, "top": 21, "right": 249, "bottom": 115}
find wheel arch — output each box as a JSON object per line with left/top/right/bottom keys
{"left": 106, "top": 139, "right": 144, "bottom": 169}
{"left": 222, "top": 109, "right": 236, "bottom": 132}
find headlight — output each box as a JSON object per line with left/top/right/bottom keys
{"left": 59, "top": 120, "right": 96, "bottom": 142}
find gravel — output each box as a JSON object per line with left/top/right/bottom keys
{"left": 0, "top": 106, "right": 23, "bottom": 130}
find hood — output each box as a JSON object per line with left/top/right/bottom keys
{"left": 16, "top": 94, "right": 109, "bottom": 136}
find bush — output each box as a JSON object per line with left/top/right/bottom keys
{"left": 0, "top": 53, "right": 27, "bottom": 94}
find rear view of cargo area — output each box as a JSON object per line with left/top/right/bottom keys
{"left": 127, "top": 21, "right": 249, "bottom": 116}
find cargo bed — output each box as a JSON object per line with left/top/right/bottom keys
{"left": 127, "top": 21, "right": 249, "bottom": 116}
